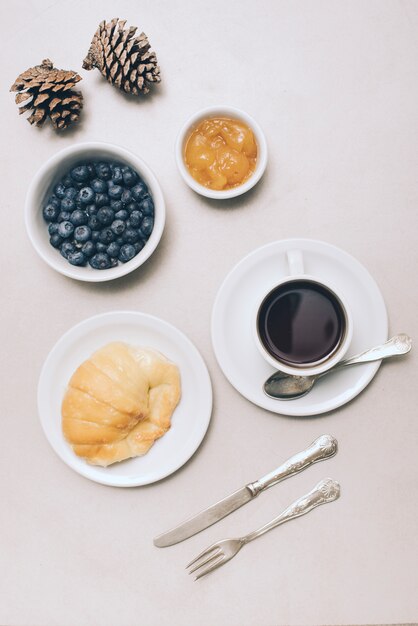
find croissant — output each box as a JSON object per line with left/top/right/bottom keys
{"left": 62, "top": 342, "right": 181, "bottom": 466}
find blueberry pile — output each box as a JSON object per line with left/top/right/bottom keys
{"left": 42, "top": 160, "right": 155, "bottom": 269}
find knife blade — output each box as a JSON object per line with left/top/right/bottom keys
{"left": 153, "top": 434, "right": 337, "bottom": 547}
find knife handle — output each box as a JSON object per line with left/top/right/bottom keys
{"left": 247, "top": 434, "right": 338, "bottom": 496}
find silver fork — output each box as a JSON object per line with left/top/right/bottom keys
{"left": 186, "top": 478, "right": 340, "bottom": 580}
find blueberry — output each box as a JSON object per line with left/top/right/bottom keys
{"left": 110, "top": 199, "right": 123, "bottom": 213}
{"left": 81, "top": 241, "right": 95, "bottom": 257}
{"left": 96, "top": 162, "right": 111, "bottom": 180}
{"left": 123, "top": 228, "right": 140, "bottom": 244}
{"left": 78, "top": 187, "right": 95, "bottom": 205}
{"left": 99, "top": 228, "right": 115, "bottom": 245}
{"left": 140, "top": 216, "right": 154, "bottom": 236}
{"left": 107, "top": 242, "right": 120, "bottom": 258}
{"left": 91, "top": 178, "right": 107, "bottom": 193}
{"left": 71, "top": 165, "right": 89, "bottom": 183}
{"left": 48, "top": 194, "right": 60, "bottom": 208}
{"left": 92, "top": 231, "right": 100, "bottom": 242}
{"left": 132, "top": 182, "right": 148, "bottom": 201}
{"left": 110, "top": 257, "right": 119, "bottom": 268}
{"left": 96, "top": 242, "right": 107, "bottom": 253}
{"left": 57, "top": 211, "right": 71, "bottom": 222}
{"left": 74, "top": 225, "right": 91, "bottom": 243}
{"left": 121, "top": 189, "right": 133, "bottom": 205}
{"left": 97, "top": 207, "right": 114, "bottom": 226}
{"left": 114, "top": 209, "right": 129, "bottom": 221}
{"left": 118, "top": 244, "right": 136, "bottom": 263}
{"left": 134, "top": 240, "right": 145, "bottom": 254}
{"left": 140, "top": 196, "right": 154, "bottom": 216}
{"left": 68, "top": 251, "right": 86, "bottom": 266}
{"left": 60, "top": 241, "right": 75, "bottom": 258}
{"left": 43, "top": 203, "right": 59, "bottom": 222}
{"left": 70, "top": 209, "right": 88, "bottom": 226}
{"left": 85, "top": 203, "right": 97, "bottom": 216}
{"left": 64, "top": 187, "right": 78, "bottom": 200}
{"left": 108, "top": 184, "right": 123, "bottom": 200}
{"left": 116, "top": 237, "right": 124, "bottom": 245}
{"left": 58, "top": 220, "right": 74, "bottom": 238}
{"left": 126, "top": 201, "right": 140, "bottom": 214}
{"left": 129, "top": 210, "right": 142, "bottom": 228}
{"left": 86, "top": 163, "right": 96, "bottom": 179}
{"left": 49, "top": 233, "right": 62, "bottom": 248}
{"left": 54, "top": 182, "right": 66, "bottom": 199}
{"left": 95, "top": 193, "right": 109, "bottom": 208}
{"left": 89, "top": 252, "right": 111, "bottom": 269}
{"left": 88, "top": 215, "right": 100, "bottom": 230}
{"left": 48, "top": 222, "right": 59, "bottom": 235}
{"left": 110, "top": 219, "right": 126, "bottom": 236}
{"left": 122, "top": 166, "right": 138, "bottom": 187}
{"left": 62, "top": 175, "right": 73, "bottom": 188}
{"left": 60, "top": 197, "right": 76, "bottom": 212}
{"left": 111, "top": 167, "right": 123, "bottom": 184}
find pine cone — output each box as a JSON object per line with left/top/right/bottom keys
{"left": 10, "top": 59, "right": 83, "bottom": 130}
{"left": 83, "top": 18, "right": 161, "bottom": 96}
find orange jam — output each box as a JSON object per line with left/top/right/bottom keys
{"left": 184, "top": 116, "right": 257, "bottom": 191}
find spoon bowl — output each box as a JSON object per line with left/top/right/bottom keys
{"left": 264, "top": 374, "right": 317, "bottom": 400}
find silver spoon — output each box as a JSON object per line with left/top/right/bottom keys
{"left": 263, "top": 334, "right": 412, "bottom": 400}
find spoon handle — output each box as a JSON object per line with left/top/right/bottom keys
{"left": 336, "top": 334, "right": 412, "bottom": 369}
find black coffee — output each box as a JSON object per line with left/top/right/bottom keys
{"left": 257, "top": 280, "right": 346, "bottom": 365}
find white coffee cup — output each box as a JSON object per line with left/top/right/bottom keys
{"left": 254, "top": 249, "right": 353, "bottom": 377}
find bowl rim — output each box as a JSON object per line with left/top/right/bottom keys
{"left": 25, "top": 141, "right": 165, "bottom": 282}
{"left": 175, "top": 104, "right": 268, "bottom": 200}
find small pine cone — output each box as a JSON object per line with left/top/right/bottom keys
{"left": 10, "top": 59, "right": 83, "bottom": 131}
{"left": 83, "top": 18, "right": 161, "bottom": 96}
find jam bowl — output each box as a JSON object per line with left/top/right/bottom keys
{"left": 175, "top": 105, "right": 268, "bottom": 200}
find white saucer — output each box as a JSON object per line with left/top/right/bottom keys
{"left": 38, "top": 311, "right": 212, "bottom": 486}
{"left": 211, "top": 239, "right": 388, "bottom": 416}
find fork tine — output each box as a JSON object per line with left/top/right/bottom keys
{"left": 186, "top": 542, "right": 219, "bottom": 568}
{"left": 194, "top": 555, "right": 225, "bottom": 581}
{"left": 188, "top": 547, "right": 222, "bottom": 574}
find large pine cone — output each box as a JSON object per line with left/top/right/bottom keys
{"left": 83, "top": 18, "right": 161, "bottom": 96}
{"left": 10, "top": 59, "right": 83, "bottom": 130}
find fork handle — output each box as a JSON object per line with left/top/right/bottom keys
{"left": 247, "top": 435, "right": 338, "bottom": 496}
{"left": 242, "top": 478, "right": 340, "bottom": 544}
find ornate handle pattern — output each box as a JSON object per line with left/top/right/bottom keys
{"left": 243, "top": 478, "right": 340, "bottom": 544}
{"left": 248, "top": 435, "right": 338, "bottom": 496}
{"left": 336, "top": 333, "right": 412, "bottom": 369}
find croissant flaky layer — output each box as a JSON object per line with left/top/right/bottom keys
{"left": 62, "top": 342, "right": 181, "bottom": 466}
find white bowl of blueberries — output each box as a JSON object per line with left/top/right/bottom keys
{"left": 25, "top": 142, "right": 165, "bottom": 281}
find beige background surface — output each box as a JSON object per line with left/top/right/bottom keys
{"left": 1, "top": 1, "right": 417, "bottom": 625}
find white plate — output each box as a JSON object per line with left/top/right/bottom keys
{"left": 38, "top": 311, "right": 212, "bottom": 486}
{"left": 211, "top": 238, "right": 388, "bottom": 416}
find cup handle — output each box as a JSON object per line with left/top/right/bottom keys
{"left": 286, "top": 249, "right": 304, "bottom": 276}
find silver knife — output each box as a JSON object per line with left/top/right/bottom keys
{"left": 153, "top": 434, "right": 338, "bottom": 547}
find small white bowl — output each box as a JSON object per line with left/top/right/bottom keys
{"left": 175, "top": 105, "right": 268, "bottom": 199}
{"left": 25, "top": 142, "right": 165, "bottom": 282}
